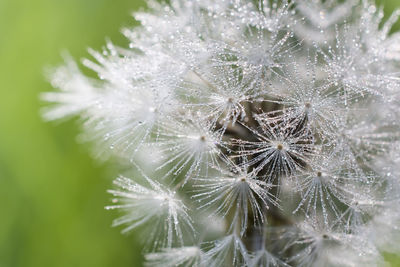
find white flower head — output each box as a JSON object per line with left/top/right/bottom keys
{"left": 43, "top": 0, "right": 400, "bottom": 266}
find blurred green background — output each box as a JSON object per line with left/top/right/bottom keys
{"left": 0, "top": 0, "right": 399, "bottom": 267}
{"left": 0, "top": 0, "right": 145, "bottom": 266}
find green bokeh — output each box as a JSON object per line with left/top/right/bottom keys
{"left": 0, "top": 0, "right": 145, "bottom": 266}
{"left": 0, "top": 0, "right": 399, "bottom": 267}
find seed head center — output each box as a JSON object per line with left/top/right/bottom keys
{"left": 277, "top": 143, "right": 284, "bottom": 150}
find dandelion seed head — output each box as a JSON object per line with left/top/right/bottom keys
{"left": 44, "top": 0, "right": 400, "bottom": 265}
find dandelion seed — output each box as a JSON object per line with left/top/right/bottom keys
{"left": 106, "top": 174, "right": 194, "bottom": 250}
{"left": 247, "top": 226, "right": 291, "bottom": 267}
{"left": 153, "top": 113, "right": 223, "bottom": 184}
{"left": 144, "top": 246, "right": 204, "bottom": 267}
{"left": 291, "top": 153, "right": 370, "bottom": 226}
{"left": 193, "top": 163, "right": 277, "bottom": 236}
{"left": 203, "top": 234, "right": 249, "bottom": 267}
{"left": 293, "top": 0, "right": 358, "bottom": 45}
{"left": 264, "top": 55, "right": 347, "bottom": 137}
{"left": 42, "top": 54, "right": 100, "bottom": 121}
{"left": 284, "top": 219, "right": 379, "bottom": 267}
{"left": 234, "top": 115, "right": 314, "bottom": 183}
{"left": 320, "top": 25, "right": 400, "bottom": 99}
{"left": 248, "top": 249, "right": 290, "bottom": 267}
{"left": 180, "top": 66, "right": 260, "bottom": 130}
